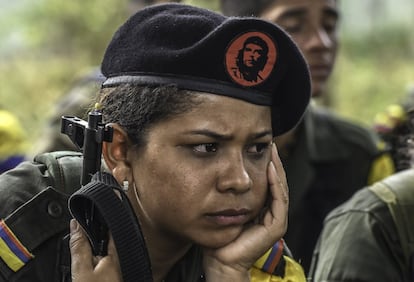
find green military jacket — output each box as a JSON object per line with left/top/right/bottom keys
{"left": 281, "top": 104, "right": 394, "bottom": 273}
{"left": 309, "top": 169, "right": 414, "bottom": 281}
{"left": 0, "top": 152, "right": 82, "bottom": 282}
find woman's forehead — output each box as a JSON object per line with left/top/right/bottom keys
{"left": 188, "top": 91, "right": 271, "bottom": 110}
{"left": 157, "top": 93, "right": 272, "bottom": 128}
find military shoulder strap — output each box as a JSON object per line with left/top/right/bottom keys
{"left": 369, "top": 169, "right": 414, "bottom": 273}
{"left": 0, "top": 151, "right": 83, "bottom": 279}
{"left": 34, "top": 151, "right": 83, "bottom": 194}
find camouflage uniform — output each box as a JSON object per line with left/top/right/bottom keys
{"left": 309, "top": 168, "right": 414, "bottom": 282}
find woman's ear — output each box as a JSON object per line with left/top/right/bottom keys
{"left": 102, "top": 124, "right": 132, "bottom": 182}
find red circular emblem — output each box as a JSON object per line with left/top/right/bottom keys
{"left": 225, "top": 31, "right": 277, "bottom": 87}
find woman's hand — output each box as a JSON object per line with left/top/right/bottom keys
{"left": 69, "top": 219, "right": 122, "bottom": 282}
{"left": 203, "top": 143, "right": 289, "bottom": 281}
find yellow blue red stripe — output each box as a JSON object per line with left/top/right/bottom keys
{"left": 262, "top": 239, "right": 284, "bottom": 273}
{"left": 254, "top": 239, "right": 284, "bottom": 274}
{"left": 0, "top": 220, "right": 34, "bottom": 271}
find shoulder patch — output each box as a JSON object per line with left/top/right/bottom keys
{"left": 0, "top": 220, "right": 34, "bottom": 272}
{"left": 254, "top": 239, "right": 284, "bottom": 274}
{"left": 251, "top": 239, "right": 306, "bottom": 281}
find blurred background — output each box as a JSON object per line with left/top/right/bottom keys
{"left": 0, "top": 0, "right": 413, "bottom": 156}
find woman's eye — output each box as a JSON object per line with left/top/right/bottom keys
{"left": 321, "top": 12, "right": 339, "bottom": 33}
{"left": 278, "top": 18, "right": 303, "bottom": 34}
{"left": 323, "top": 20, "right": 337, "bottom": 34}
{"left": 282, "top": 24, "right": 303, "bottom": 34}
{"left": 193, "top": 143, "right": 218, "bottom": 153}
{"left": 247, "top": 143, "right": 270, "bottom": 154}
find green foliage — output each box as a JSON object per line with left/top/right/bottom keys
{"left": 0, "top": 0, "right": 129, "bottom": 148}
{"left": 341, "top": 25, "right": 414, "bottom": 60}
{"left": 328, "top": 26, "right": 414, "bottom": 127}
{"left": 17, "top": 0, "right": 128, "bottom": 59}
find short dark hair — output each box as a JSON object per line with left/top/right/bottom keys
{"left": 99, "top": 84, "right": 200, "bottom": 147}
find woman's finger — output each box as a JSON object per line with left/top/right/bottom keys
{"left": 106, "top": 232, "right": 118, "bottom": 257}
{"left": 263, "top": 143, "right": 288, "bottom": 234}
{"left": 69, "top": 219, "right": 94, "bottom": 275}
{"left": 271, "top": 142, "right": 288, "bottom": 191}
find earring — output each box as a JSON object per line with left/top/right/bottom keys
{"left": 122, "top": 180, "right": 129, "bottom": 192}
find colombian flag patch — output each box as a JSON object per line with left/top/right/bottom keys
{"left": 254, "top": 239, "right": 284, "bottom": 274}
{"left": 0, "top": 220, "right": 34, "bottom": 272}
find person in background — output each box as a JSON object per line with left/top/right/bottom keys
{"left": 220, "top": 0, "right": 395, "bottom": 273}
{"left": 0, "top": 109, "right": 28, "bottom": 174}
{"left": 0, "top": 3, "right": 311, "bottom": 281}
{"left": 309, "top": 108, "right": 414, "bottom": 282}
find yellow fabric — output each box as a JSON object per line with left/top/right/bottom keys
{"left": 0, "top": 237, "right": 25, "bottom": 272}
{"left": 0, "top": 110, "right": 28, "bottom": 159}
{"left": 374, "top": 104, "right": 407, "bottom": 131}
{"left": 253, "top": 246, "right": 273, "bottom": 270}
{"left": 367, "top": 152, "right": 395, "bottom": 185}
{"left": 250, "top": 255, "right": 306, "bottom": 282}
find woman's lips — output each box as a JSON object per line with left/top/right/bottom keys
{"left": 205, "top": 209, "right": 250, "bottom": 226}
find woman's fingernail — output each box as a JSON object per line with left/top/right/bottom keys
{"left": 70, "top": 219, "right": 79, "bottom": 233}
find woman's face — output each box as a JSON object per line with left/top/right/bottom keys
{"left": 261, "top": 0, "right": 339, "bottom": 97}
{"left": 130, "top": 93, "right": 273, "bottom": 248}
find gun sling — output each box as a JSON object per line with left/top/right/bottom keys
{"left": 69, "top": 172, "right": 153, "bottom": 282}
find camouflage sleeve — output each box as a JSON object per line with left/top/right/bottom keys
{"left": 308, "top": 188, "right": 405, "bottom": 282}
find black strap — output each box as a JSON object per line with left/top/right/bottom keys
{"left": 68, "top": 172, "right": 153, "bottom": 282}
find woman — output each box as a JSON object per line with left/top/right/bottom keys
{"left": 0, "top": 3, "right": 310, "bottom": 282}
{"left": 69, "top": 3, "right": 311, "bottom": 281}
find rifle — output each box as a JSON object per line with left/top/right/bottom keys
{"left": 61, "top": 105, "right": 113, "bottom": 186}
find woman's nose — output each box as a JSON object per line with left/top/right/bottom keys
{"left": 306, "top": 27, "right": 334, "bottom": 50}
{"left": 216, "top": 153, "right": 252, "bottom": 194}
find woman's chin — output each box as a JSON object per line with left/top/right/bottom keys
{"left": 311, "top": 80, "right": 328, "bottom": 98}
{"left": 196, "top": 227, "right": 243, "bottom": 249}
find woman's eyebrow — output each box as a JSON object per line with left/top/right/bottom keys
{"left": 251, "top": 130, "right": 273, "bottom": 140}
{"left": 277, "top": 6, "right": 339, "bottom": 21}
{"left": 182, "top": 129, "right": 272, "bottom": 141}
{"left": 277, "top": 7, "right": 306, "bottom": 21}
{"left": 324, "top": 7, "right": 339, "bottom": 20}
{"left": 182, "top": 129, "right": 233, "bottom": 141}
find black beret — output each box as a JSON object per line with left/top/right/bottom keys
{"left": 101, "top": 3, "right": 310, "bottom": 136}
